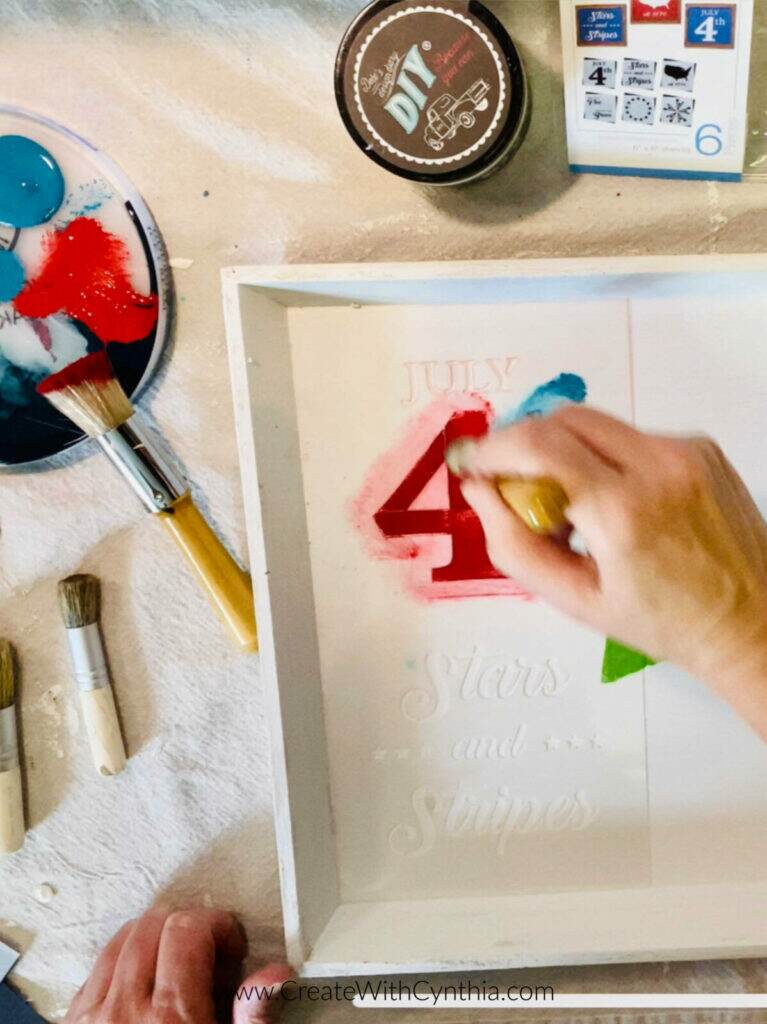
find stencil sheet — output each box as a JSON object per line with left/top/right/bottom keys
{"left": 288, "top": 300, "right": 650, "bottom": 901}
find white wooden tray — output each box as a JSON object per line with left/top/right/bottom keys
{"left": 223, "top": 256, "right": 767, "bottom": 977}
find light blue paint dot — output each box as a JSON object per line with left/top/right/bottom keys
{"left": 0, "top": 135, "right": 65, "bottom": 228}
{"left": 0, "top": 250, "right": 25, "bottom": 302}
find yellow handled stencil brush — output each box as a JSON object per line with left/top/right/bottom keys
{"left": 445, "top": 437, "right": 652, "bottom": 682}
{"left": 445, "top": 437, "right": 570, "bottom": 535}
{"left": 38, "top": 351, "right": 257, "bottom": 654}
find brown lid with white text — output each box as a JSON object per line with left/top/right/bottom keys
{"left": 335, "top": 1, "right": 527, "bottom": 183}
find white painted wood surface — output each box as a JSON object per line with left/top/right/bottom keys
{"left": 224, "top": 256, "right": 767, "bottom": 977}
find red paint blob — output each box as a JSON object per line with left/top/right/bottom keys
{"left": 37, "top": 350, "right": 114, "bottom": 396}
{"left": 14, "top": 217, "right": 158, "bottom": 343}
{"left": 350, "top": 395, "right": 530, "bottom": 603}
{"left": 375, "top": 408, "right": 503, "bottom": 584}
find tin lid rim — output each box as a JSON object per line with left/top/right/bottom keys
{"left": 334, "top": 0, "right": 528, "bottom": 184}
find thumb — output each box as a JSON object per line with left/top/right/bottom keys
{"left": 461, "top": 478, "right": 599, "bottom": 621}
{"left": 233, "top": 964, "right": 294, "bottom": 1023}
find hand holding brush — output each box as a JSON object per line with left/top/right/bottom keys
{"left": 38, "top": 351, "right": 257, "bottom": 653}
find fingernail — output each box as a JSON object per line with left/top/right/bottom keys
{"left": 445, "top": 438, "right": 478, "bottom": 477}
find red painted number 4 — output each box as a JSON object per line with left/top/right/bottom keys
{"left": 374, "top": 409, "right": 504, "bottom": 583}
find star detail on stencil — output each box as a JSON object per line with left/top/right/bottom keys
{"left": 544, "top": 736, "right": 560, "bottom": 751}
{"left": 590, "top": 735, "right": 604, "bottom": 750}
{"left": 567, "top": 736, "right": 583, "bottom": 750}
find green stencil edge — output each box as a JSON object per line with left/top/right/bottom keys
{"left": 602, "top": 639, "right": 656, "bottom": 684}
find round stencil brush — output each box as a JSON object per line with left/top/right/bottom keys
{"left": 39, "top": 351, "right": 257, "bottom": 653}
{"left": 0, "top": 640, "right": 25, "bottom": 854}
{"left": 445, "top": 438, "right": 569, "bottom": 535}
{"left": 58, "top": 574, "right": 127, "bottom": 778}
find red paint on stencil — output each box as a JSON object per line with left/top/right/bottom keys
{"left": 631, "top": 0, "right": 680, "bottom": 23}
{"left": 37, "top": 350, "right": 114, "bottom": 395}
{"left": 350, "top": 395, "right": 530, "bottom": 602}
{"left": 14, "top": 217, "right": 158, "bottom": 343}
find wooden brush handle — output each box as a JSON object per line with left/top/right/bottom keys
{"left": 497, "top": 477, "right": 570, "bottom": 536}
{"left": 80, "top": 687, "right": 127, "bottom": 777}
{"left": 158, "top": 493, "right": 258, "bottom": 654}
{"left": 0, "top": 767, "right": 25, "bottom": 854}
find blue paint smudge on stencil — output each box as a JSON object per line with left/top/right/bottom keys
{"left": 0, "top": 250, "right": 25, "bottom": 302}
{"left": 496, "top": 373, "right": 587, "bottom": 428}
{"left": 0, "top": 135, "right": 65, "bottom": 228}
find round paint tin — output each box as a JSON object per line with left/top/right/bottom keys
{"left": 335, "top": 0, "right": 530, "bottom": 186}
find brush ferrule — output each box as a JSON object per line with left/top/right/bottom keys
{"left": 65, "top": 624, "right": 111, "bottom": 692}
{"left": 98, "top": 418, "right": 186, "bottom": 513}
{"left": 0, "top": 707, "right": 19, "bottom": 773}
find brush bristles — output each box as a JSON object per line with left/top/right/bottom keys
{"left": 38, "top": 352, "right": 134, "bottom": 437}
{"left": 45, "top": 377, "right": 134, "bottom": 437}
{"left": 58, "top": 574, "right": 101, "bottom": 629}
{"left": 0, "top": 640, "right": 16, "bottom": 711}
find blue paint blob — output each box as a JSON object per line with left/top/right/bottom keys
{"left": 0, "top": 249, "right": 25, "bottom": 302}
{"left": 497, "top": 372, "right": 588, "bottom": 428}
{"left": 0, "top": 135, "right": 65, "bottom": 228}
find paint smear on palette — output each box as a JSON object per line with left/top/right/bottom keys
{"left": 61, "top": 178, "right": 114, "bottom": 223}
{"left": 14, "top": 216, "right": 158, "bottom": 344}
{"left": 350, "top": 394, "right": 531, "bottom": 602}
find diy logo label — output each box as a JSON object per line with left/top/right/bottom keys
{"left": 631, "top": 0, "right": 681, "bottom": 24}
{"left": 384, "top": 44, "right": 437, "bottom": 134}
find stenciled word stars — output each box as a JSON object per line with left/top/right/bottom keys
{"left": 401, "top": 648, "right": 570, "bottom": 722}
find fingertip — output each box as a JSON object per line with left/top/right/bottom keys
{"left": 461, "top": 477, "right": 507, "bottom": 515}
{"left": 249, "top": 963, "right": 295, "bottom": 987}
{"left": 234, "top": 964, "right": 294, "bottom": 1023}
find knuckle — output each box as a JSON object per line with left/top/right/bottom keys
{"left": 611, "top": 494, "right": 646, "bottom": 550}
{"left": 659, "top": 440, "right": 704, "bottom": 487}
{"left": 549, "top": 404, "right": 580, "bottom": 427}
{"left": 150, "top": 1008, "right": 185, "bottom": 1024}
{"left": 67, "top": 1012, "right": 98, "bottom": 1024}
{"left": 98, "top": 998, "right": 141, "bottom": 1024}
{"left": 164, "top": 910, "right": 200, "bottom": 933}
{"left": 514, "top": 419, "right": 550, "bottom": 457}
